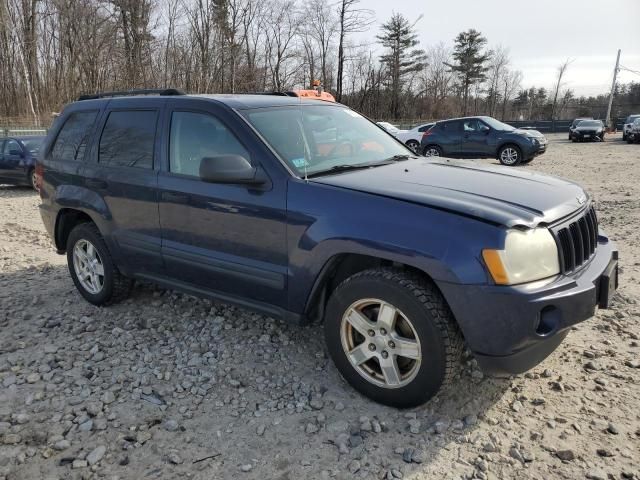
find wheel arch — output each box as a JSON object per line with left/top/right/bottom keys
{"left": 303, "top": 252, "right": 454, "bottom": 326}
{"left": 54, "top": 208, "right": 100, "bottom": 252}
{"left": 496, "top": 141, "right": 522, "bottom": 159}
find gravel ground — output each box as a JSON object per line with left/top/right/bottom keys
{"left": 0, "top": 133, "right": 639, "bottom": 480}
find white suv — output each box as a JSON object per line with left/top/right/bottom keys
{"left": 623, "top": 114, "right": 640, "bottom": 141}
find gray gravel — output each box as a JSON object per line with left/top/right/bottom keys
{"left": 0, "top": 134, "right": 639, "bottom": 479}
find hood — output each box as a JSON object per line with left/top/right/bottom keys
{"left": 312, "top": 158, "right": 588, "bottom": 228}
{"left": 513, "top": 128, "right": 545, "bottom": 139}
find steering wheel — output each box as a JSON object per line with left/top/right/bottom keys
{"left": 326, "top": 141, "right": 355, "bottom": 159}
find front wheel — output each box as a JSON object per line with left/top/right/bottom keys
{"left": 622, "top": 133, "right": 627, "bottom": 141}
{"left": 324, "top": 268, "right": 463, "bottom": 408}
{"left": 66, "top": 223, "right": 132, "bottom": 306}
{"left": 498, "top": 145, "right": 522, "bottom": 166}
{"left": 28, "top": 168, "right": 38, "bottom": 190}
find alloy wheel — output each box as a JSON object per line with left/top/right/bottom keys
{"left": 424, "top": 147, "right": 440, "bottom": 157}
{"left": 72, "top": 239, "right": 105, "bottom": 294}
{"left": 340, "top": 298, "right": 421, "bottom": 389}
{"left": 500, "top": 147, "right": 519, "bottom": 165}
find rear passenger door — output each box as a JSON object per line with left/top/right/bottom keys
{"left": 157, "top": 99, "right": 288, "bottom": 312}
{"left": 0, "top": 139, "right": 24, "bottom": 181}
{"left": 82, "top": 100, "right": 164, "bottom": 274}
{"left": 438, "top": 121, "right": 464, "bottom": 156}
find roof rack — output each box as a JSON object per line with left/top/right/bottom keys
{"left": 77, "top": 88, "right": 185, "bottom": 101}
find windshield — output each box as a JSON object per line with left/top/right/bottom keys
{"left": 243, "top": 105, "right": 410, "bottom": 177}
{"left": 21, "top": 138, "right": 43, "bottom": 152}
{"left": 481, "top": 117, "right": 515, "bottom": 131}
{"left": 579, "top": 121, "right": 602, "bottom": 127}
{"left": 627, "top": 115, "right": 640, "bottom": 123}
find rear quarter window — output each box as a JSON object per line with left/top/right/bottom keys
{"left": 98, "top": 111, "right": 157, "bottom": 169}
{"left": 50, "top": 111, "right": 98, "bottom": 162}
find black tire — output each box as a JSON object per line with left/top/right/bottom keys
{"left": 27, "top": 168, "right": 37, "bottom": 190}
{"left": 405, "top": 140, "right": 420, "bottom": 154}
{"left": 66, "top": 222, "right": 132, "bottom": 306}
{"left": 622, "top": 133, "right": 627, "bottom": 141}
{"left": 423, "top": 145, "right": 443, "bottom": 157}
{"left": 497, "top": 144, "right": 522, "bottom": 166}
{"left": 324, "top": 268, "right": 463, "bottom": 408}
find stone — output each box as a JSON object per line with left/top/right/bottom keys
{"left": 26, "top": 373, "right": 40, "bottom": 384}
{"left": 240, "top": 464, "right": 252, "bottom": 472}
{"left": 72, "top": 459, "right": 88, "bottom": 469}
{"left": 167, "top": 451, "right": 183, "bottom": 465}
{"left": 164, "top": 419, "right": 179, "bottom": 432}
{"left": 136, "top": 431, "right": 152, "bottom": 444}
{"left": 3, "top": 434, "right": 21, "bottom": 445}
{"left": 347, "top": 460, "right": 361, "bottom": 474}
{"left": 606, "top": 423, "right": 619, "bottom": 435}
{"left": 53, "top": 439, "right": 71, "bottom": 451}
{"left": 101, "top": 391, "right": 116, "bottom": 404}
{"left": 86, "top": 445, "right": 106, "bottom": 465}
{"left": 556, "top": 449, "right": 575, "bottom": 461}
{"left": 408, "top": 419, "right": 421, "bottom": 434}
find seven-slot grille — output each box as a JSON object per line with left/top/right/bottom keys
{"left": 554, "top": 206, "right": 599, "bottom": 272}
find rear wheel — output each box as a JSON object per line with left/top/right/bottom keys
{"left": 405, "top": 140, "right": 420, "bottom": 154}
{"left": 498, "top": 145, "right": 522, "bottom": 166}
{"left": 622, "top": 133, "right": 627, "bottom": 141}
{"left": 423, "top": 145, "right": 443, "bottom": 157}
{"left": 324, "top": 268, "right": 463, "bottom": 408}
{"left": 67, "top": 223, "right": 132, "bottom": 306}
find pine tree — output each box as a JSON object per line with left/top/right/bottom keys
{"left": 376, "top": 13, "right": 427, "bottom": 119}
{"left": 446, "top": 29, "right": 491, "bottom": 115}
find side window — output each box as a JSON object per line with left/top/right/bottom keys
{"left": 4, "top": 139, "right": 21, "bottom": 155}
{"left": 463, "top": 119, "right": 480, "bottom": 132}
{"left": 99, "top": 111, "right": 157, "bottom": 169}
{"left": 51, "top": 111, "right": 98, "bottom": 162}
{"left": 418, "top": 125, "right": 430, "bottom": 132}
{"left": 169, "top": 111, "right": 249, "bottom": 178}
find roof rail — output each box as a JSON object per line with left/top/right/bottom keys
{"left": 77, "top": 88, "right": 185, "bottom": 101}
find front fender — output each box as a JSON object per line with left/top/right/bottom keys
{"left": 286, "top": 180, "right": 504, "bottom": 315}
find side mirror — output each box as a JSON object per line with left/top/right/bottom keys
{"left": 199, "top": 155, "right": 264, "bottom": 185}
{"left": 9, "top": 149, "right": 23, "bottom": 157}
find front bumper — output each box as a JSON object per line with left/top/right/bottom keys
{"left": 438, "top": 234, "right": 618, "bottom": 375}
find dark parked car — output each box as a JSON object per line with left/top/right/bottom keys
{"left": 0, "top": 136, "right": 45, "bottom": 189}
{"left": 420, "top": 116, "right": 547, "bottom": 166}
{"left": 38, "top": 90, "right": 618, "bottom": 407}
{"left": 622, "top": 114, "right": 640, "bottom": 141}
{"left": 568, "top": 117, "right": 592, "bottom": 140}
{"left": 570, "top": 120, "right": 605, "bottom": 142}
{"left": 627, "top": 118, "right": 640, "bottom": 144}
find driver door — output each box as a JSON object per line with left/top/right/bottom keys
{"left": 157, "top": 99, "right": 288, "bottom": 310}
{"left": 460, "top": 119, "right": 491, "bottom": 157}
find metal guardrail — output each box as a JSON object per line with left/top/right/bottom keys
{"left": 0, "top": 128, "right": 48, "bottom": 137}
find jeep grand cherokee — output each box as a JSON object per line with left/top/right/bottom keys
{"left": 37, "top": 89, "right": 618, "bottom": 407}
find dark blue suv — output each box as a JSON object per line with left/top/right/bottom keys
{"left": 37, "top": 90, "right": 618, "bottom": 407}
{"left": 421, "top": 116, "right": 548, "bottom": 166}
{"left": 0, "top": 136, "right": 45, "bottom": 189}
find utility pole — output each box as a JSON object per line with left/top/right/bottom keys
{"left": 605, "top": 49, "right": 621, "bottom": 131}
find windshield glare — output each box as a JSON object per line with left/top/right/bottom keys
{"left": 481, "top": 117, "right": 515, "bottom": 131}
{"left": 580, "top": 121, "right": 602, "bottom": 127}
{"left": 243, "top": 105, "right": 410, "bottom": 176}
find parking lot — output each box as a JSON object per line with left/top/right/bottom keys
{"left": 0, "top": 133, "right": 638, "bottom": 480}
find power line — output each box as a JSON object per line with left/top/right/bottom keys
{"left": 619, "top": 65, "right": 640, "bottom": 76}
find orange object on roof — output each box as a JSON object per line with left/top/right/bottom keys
{"left": 289, "top": 89, "right": 336, "bottom": 102}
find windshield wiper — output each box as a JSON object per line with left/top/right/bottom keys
{"left": 306, "top": 163, "right": 376, "bottom": 178}
{"left": 306, "top": 155, "right": 416, "bottom": 179}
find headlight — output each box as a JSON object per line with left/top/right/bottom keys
{"left": 482, "top": 228, "right": 560, "bottom": 285}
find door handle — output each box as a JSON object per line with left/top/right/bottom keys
{"left": 162, "top": 191, "right": 189, "bottom": 203}
{"left": 86, "top": 179, "right": 108, "bottom": 190}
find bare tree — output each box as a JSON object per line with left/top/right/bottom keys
{"left": 550, "top": 58, "right": 572, "bottom": 120}
{"left": 335, "top": 0, "right": 372, "bottom": 102}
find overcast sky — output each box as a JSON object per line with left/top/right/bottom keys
{"left": 353, "top": 0, "right": 640, "bottom": 96}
